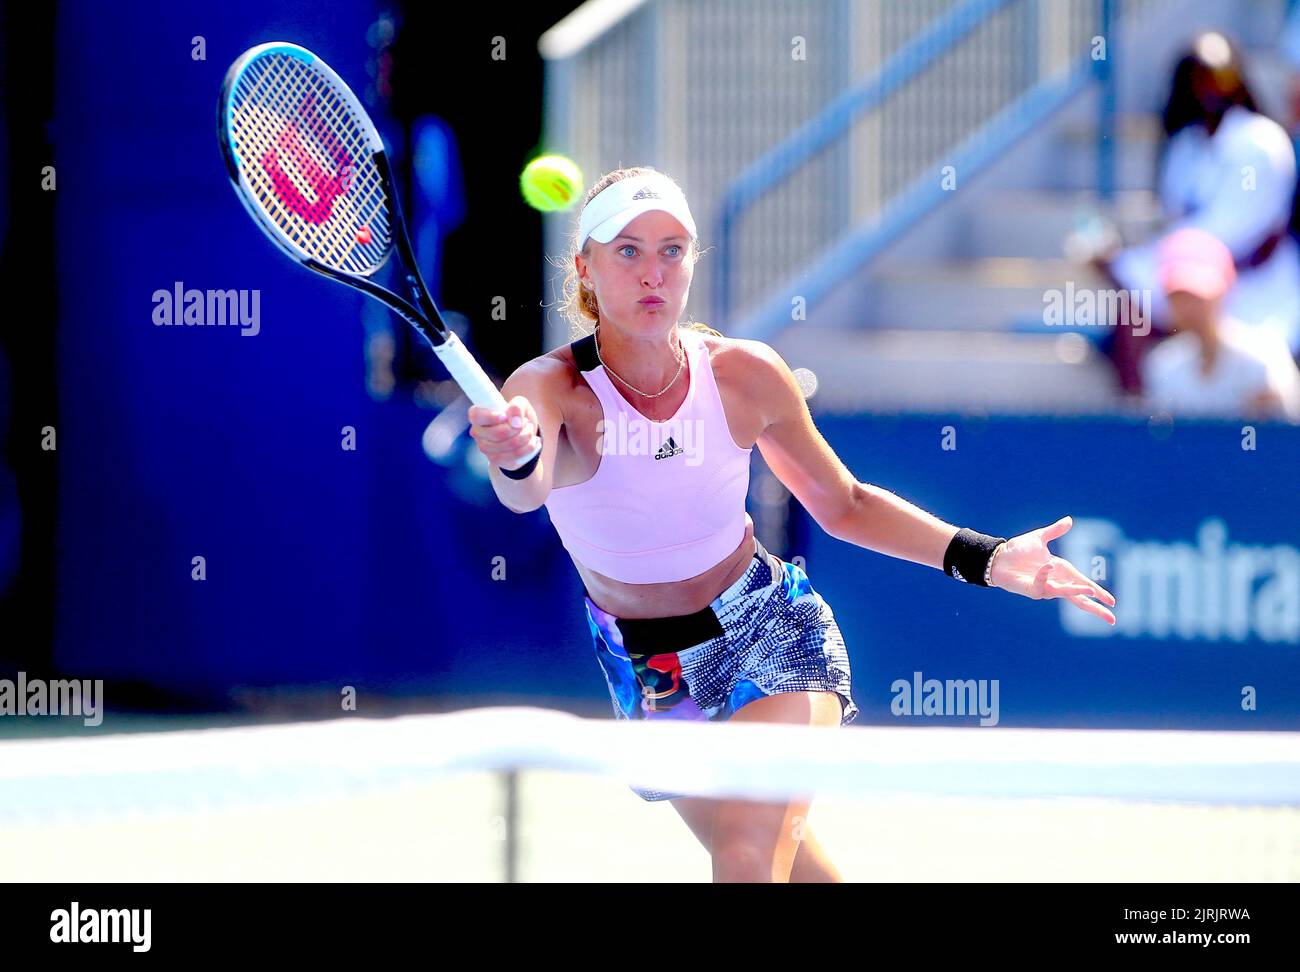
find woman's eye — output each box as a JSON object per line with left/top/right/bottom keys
{"left": 666, "top": 245, "right": 681, "bottom": 257}
{"left": 619, "top": 245, "right": 636, "bottom": 257}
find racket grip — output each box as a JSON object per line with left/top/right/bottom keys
{"left": 433, "top": 331, "right": 542, "bottom": 468}
{"left": 432, "top": 330, "right": 506, "bottom": 410}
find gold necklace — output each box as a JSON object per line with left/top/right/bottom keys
{"left": 593, "top": 325, "right": 686, "bottom": 399}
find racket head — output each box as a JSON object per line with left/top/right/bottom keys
{"left": 218, "top": 42, "right": 393, "bottom": 277}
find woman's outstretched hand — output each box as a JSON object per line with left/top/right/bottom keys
{"left": 987, "top": 516, "right": 1117, "bottom": 625}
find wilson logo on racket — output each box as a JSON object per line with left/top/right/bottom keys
{"left": 259, "top": 92, "right": 353, "bottom": 225}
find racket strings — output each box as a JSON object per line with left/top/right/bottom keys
{"left": 228, "top": 52, "right": 392, "bottom": 275}
{"left": 235, "top": 54, "right": 388, "bottom": 265}
{"left": 234, "top": 55, "right": 388, "bottom": 269}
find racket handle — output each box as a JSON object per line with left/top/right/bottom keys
{"left": 433, "top": 330, "right": 542, "bottom": 468}
{"left": 432, "top": 330, "right": 506, "bottom": 409}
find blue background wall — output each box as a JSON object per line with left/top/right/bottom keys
{"left": 49, "top": 0, "right": 597, "bottom": 706}
{"left": 800, "top": 415, "right": 1299, "bottom": 730}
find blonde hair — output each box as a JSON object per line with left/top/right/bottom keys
{"left": 552, "top": 165, "right": 721, "bottom": 340}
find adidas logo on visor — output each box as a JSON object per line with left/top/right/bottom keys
{"left": 632, "top": 187, "right": 661, "bottom": 200}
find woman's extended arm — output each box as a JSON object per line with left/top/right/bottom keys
{"left": 746, "top": 341, "right": 1116, "bottom": 624}
{"left": 822, "top": 481, "right": 957, "bottom": 570}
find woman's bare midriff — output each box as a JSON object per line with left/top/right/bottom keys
{"left": 543, "top": 332, "right": 764, "bottom": 620}
{"left": 577, "top": 517, "right": 757, "bottom": 619}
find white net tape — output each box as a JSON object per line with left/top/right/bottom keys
{"left": 3, "top": 707, "right": 1297, "bottom": 821}
{"left": 4, "top": 708, "right": 1297, "bottom": 881}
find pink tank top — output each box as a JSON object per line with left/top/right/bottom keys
{"left": 543, "top": 326, "right": 754, "bottom": 584}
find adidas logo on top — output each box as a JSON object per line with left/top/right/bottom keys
{"left": 654, "top": 436, "right": 683, "bottom": 460}
{"left": 632, "top": 187, "right": 661, "bottom": 200}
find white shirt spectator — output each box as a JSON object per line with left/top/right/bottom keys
{"left": 1111, "top": 106, "right": 1300, "bottom": 352}
{"left": 1142, "top": 317, "right": 1300, "bottom": 421}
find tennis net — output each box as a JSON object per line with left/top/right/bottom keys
{"left": 2, "top": 707, "right": 1297, "bottom": 881}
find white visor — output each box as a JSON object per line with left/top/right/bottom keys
{"left": 577, "top": 172, "right": 697, "bottom": 250}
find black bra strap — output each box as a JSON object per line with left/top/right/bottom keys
{"left": 571, "top": 332, "right": 599, "bottom": 372}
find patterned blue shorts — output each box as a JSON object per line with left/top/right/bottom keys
{"left": 583, "top": 538, "right": 859, "bottom": 801}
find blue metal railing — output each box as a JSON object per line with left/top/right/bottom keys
{"left": 716, "top": 0, "right": 1122, "bottom": 338}
{"left": 728, "top": 68, "right": 1099, "bottom": 344}
{"left": 1095, "top": 0, "right": 1116, "bottom": 202}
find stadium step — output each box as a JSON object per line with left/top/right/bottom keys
{"left": 950, "top": 189, "right": 1164, "bottom": 260}
{"left": 1044, "top": 112, "right": 1165, "bottom": 192}
{"left": 853, "top": 258, "right": 1114, "bottom": 333}
{"left": 770, "top": 326, "right": 1120, "bottom": 414}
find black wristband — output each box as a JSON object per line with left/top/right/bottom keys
{"left": 498, "top": 428, "right": 543, "bottom": 480}
{"left": 943, "top": 528, "right": 1006, "bottom": 586}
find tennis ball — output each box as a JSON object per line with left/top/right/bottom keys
{"left": 520, "top": 155, "right": 583, "bottom": 212}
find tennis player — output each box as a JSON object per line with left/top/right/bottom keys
{"left": 469, "top": 166, "right": 1117, "bottom": 883}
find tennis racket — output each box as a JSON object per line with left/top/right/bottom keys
{"left": 217, "top": 41, "right": 540, "bottom": 468}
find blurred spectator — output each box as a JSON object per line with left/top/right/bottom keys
{"left": 1143, "top": 228, "right": 1300, "bottom": 421}
{"left": 411, "top": 115, "right": 466, "bottom": 308}
{"left": 363, "top": 114, "right": 467, "bottom": 400}
{"left": 1100, "top": 32, "right": 1300, "bottom": 391}
{"left": 1283, "top": 3, "right": 1300, "bottom": 132}
{"left": 1280, "top": 2, "right": 1300, "bottom": 240}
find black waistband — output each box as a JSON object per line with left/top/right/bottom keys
{"left": 588, "top": 538, "right": 769, "bottom": 656}
{"left": 617, "top": 609, "right": 724, "bottom": 655}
